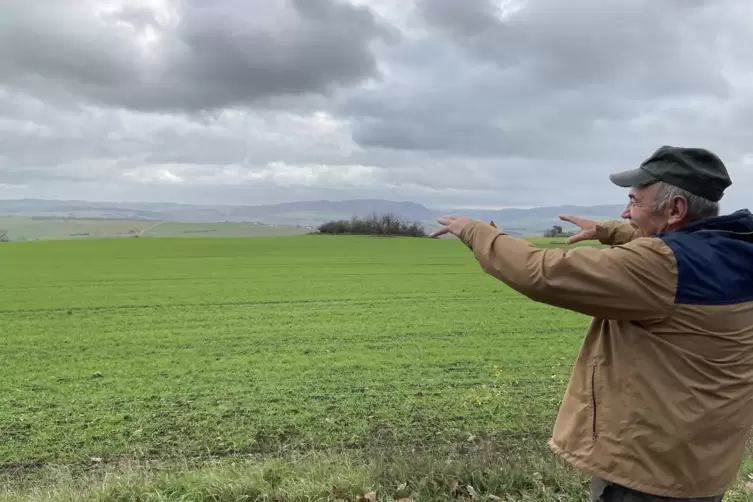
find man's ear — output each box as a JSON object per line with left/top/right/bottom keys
{"left": 668, "top": 196, "right": 689, "bottom": 226}
{"left": 489, "top": 220, "right": 497, "bottom": 228}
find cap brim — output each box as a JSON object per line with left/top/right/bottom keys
{"left": 609, "top": 167, "right": 658, "bottom": 188}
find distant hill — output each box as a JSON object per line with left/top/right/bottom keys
{"left": 0, "top": 198, "right": 435, "bottom": 224}
{"left": 0, "top": 198, "right": 626, "bottom": 239}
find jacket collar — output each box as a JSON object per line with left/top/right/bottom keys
{"left": 656, "top": 208, "right": 753, "bottom": 241}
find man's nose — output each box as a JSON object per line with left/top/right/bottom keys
{"left": 621, "top": 205, "right": 631, "bottom": 219}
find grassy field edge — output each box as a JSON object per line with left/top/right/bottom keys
{"left": 4, "top": 443, "right": 753, "bottom": 501}
{"left": 1, "top": 441, "right": 591, "bottom": 502}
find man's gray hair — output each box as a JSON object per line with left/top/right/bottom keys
{"left": 651, "top": 181, "right": 720, "bottom": 221}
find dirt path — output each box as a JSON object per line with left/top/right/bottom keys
{"left": 139, "top": 221, "right": 164, "bottom": 237}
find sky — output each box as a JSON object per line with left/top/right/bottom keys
{"left": 0, "top": 0, "right": 751, "bottom": 211}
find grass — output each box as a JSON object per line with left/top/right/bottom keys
{"left": 0, "top": 234, "right": 750, "bottom": 501}
{"left": 0, "top": 445, "right": 589, "bottom": 501}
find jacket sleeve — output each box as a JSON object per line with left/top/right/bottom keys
{"left": 458, "top": 221, "right": 677, "bottom": 321}
{"left": 595, "top": 220, "right": 644, "bottom": 245}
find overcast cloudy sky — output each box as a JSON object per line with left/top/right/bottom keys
{"left": 0, "top": 0, "right": 751, "bottom": 210}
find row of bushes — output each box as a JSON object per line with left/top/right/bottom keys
{"left": 317, "top": 213, "right": 426, "bottom": 237}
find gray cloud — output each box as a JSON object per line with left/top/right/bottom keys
{"left": 346, "top": 0, "right": 752, "bottom": 161}
{"left": 0, "top": 0, "right": 393, "bottom": 112}
{"left": 0, "top": 0, "right": 751, "bottom": 211}
{"left": 419, "top": 0, "right": 733, "bottom": 99}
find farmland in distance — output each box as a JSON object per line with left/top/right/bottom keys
{"left": 0, "top": 216, "right": 311, "bottom": 242}
{"left": 2, "top": 234, "right": 752, "bottom": 501}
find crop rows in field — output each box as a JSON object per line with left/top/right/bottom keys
{"left": 0, "top": 235, "right": 589, "bottom": 465}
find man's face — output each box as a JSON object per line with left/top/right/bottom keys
{"left": 620, "top": 182, "right": 673, "bottom": 236}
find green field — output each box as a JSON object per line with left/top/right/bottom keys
{"left": 1, "top": 235, "right": 751, "bottom": 501}
{"left": 0, "top": 217, "right": 311, "bottom": 242}
{"left": 138, "top": 221, "right": 312, "bottom": 238}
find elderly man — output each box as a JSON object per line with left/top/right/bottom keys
{"left": 431, "top": 146, "right": 753, "bottom": 501}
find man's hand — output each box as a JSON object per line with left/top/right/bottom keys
{"left": 558, "top": 215, "right": 598, "bottom": 244}
{"left": 429, "top": 215, "right": 474, "bottom": 238}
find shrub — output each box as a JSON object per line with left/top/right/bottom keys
{"left": 317, "top": 213, "right": 427, "bottom": 237}
{"left": 542, "top": 225, "right": 577, "bottom": 238}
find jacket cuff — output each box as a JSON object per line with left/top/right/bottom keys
{"left": 595, "top": 222, "right": 613, "bottom": 245}
{"left": 458, "top": 220, "right": 503, "bottom": 250}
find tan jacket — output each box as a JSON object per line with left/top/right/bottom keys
{"left": 457, "top": 209, "right": 753, "bottom": 498}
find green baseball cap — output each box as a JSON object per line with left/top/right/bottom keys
{"left": 609, "top": 145, "right": 732, "bottom": 202}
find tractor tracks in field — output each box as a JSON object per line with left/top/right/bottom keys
{"left": 0, "top": 294, "right": 530, "bottom": 316}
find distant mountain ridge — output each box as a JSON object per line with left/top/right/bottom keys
{"left": 0, "top": 198, "right": 626, "bottom": 236}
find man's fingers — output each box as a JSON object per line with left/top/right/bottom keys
{"left": 429, "top": 226, "right": 450, "bottom": 238}
{"left": 566, "top": 231, "right": 592, "bottom": 245}
{"left": 437, "top": 215, "right": 459, "bottom": 226}
{"left": 559, "top": 214, "right": 584, "bottom": 227}
{"left": 566, "top": 233, "right": 583, "bottom": 245}
{"left": 433, "top": 215, "right": 473, "bottom": 238}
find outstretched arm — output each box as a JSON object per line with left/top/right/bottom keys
{"left": 432, "top": 217, "right": 675, "bottom": 321}
{"left": 558, "top": 215, "right": 644, "bottom": 246}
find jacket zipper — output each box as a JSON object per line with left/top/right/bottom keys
{"left": 591, "top": 365, "right": 597, "bottom": 439}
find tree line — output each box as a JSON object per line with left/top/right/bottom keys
{"left": 317, "top": 213, "right": 426, "bottom": 237}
